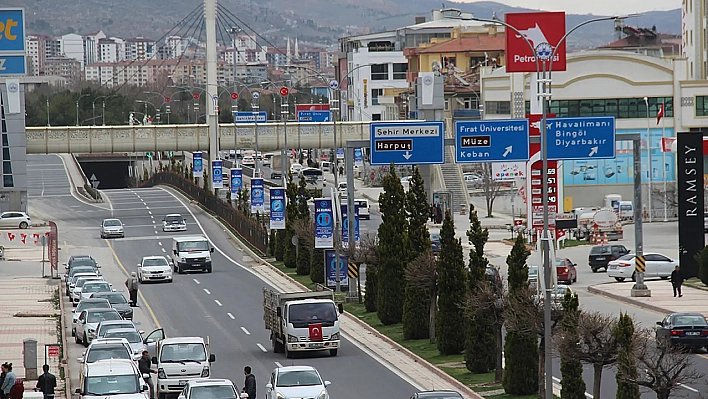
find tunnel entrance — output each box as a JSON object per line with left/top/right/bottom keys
{"left": 77, "top": 161, "right": 131, "bottom": 189}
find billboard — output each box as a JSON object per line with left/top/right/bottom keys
{"left": 250, "top": 178, "right": 265, "bottom": 213}
{"left": 269, "top": 188, "right": 286, "bottom": 230}
{"left": 314, "top": 198, "right": 334, "bottom": 249}
{"left": 193, "top": 152, "right": 203, "bottom": 177}
{"left": 230, "top": 168, "right": 242, "bottom": 194}
{"left": 211, "top": 160, "right": 223, "bottom": 189}
{"left": 505, "top": 11, "right": 566, "bottom": 72}
{"left": 677, "top": 131, "right": 704, "bottom": 278}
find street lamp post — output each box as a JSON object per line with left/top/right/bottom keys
{"left": 76, "top": 93, "right": 91, "bottom": 126}
{"left": 46, "top": 98, "right": 50, "bottom": 127}
{"left": 102, "top": 95, "right": 117, "bottom": 126}
{"left": 644, "top": 97, "right": 653, "bottom": 222}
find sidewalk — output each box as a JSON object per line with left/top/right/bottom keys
{"left": 588, "top": 280, "right": 708, "bottom": 316}
{"left": 0, "top": 244, "right": 65, "bottom": 399}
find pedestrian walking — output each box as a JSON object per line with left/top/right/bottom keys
{"left": 671, "top": 265, "right": 684, "bottom": 297}
{"left": 125, "top": 272, "right": 139, "bottom": 307}
{"left": 0, "top": 363, "right": 16, "bottom": 399}
{"left": 138, "top": 351, "right": 156, "bottom": 399}
{"left": 243, "top": 366, "right": 256, "bottom": 399}
{"left": 35, "top": 365, "right": 56, "bottom": 399}
{"left": 435, "top": 204, "right": 443, "bottom": 224}
{"left": 429, "top": 205, "right": 435, "bottom": 223}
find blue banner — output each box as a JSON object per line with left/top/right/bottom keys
{"left": 314, "top": 198, "right": 334, "bottom": 249}
{"left": 341, "top": 204, "right": 360, "bottom": 247}
{"left": 269, "top": 187, "right": 286, "bottom": 230}
{"left": 230, "top": 168, "right": 242, "bottom": 195}
{"left": 0, "top": 9, "right": 25, "bottom": 52}
{"left": 325, "top": 250, "right": 348, "bottom": 289}
{"left": 354, "top": 148, "right": 364, "bottom": 167}
{"left": 193, "top": 152, "right": 203, "bottom": 177}
{"left": 336, "top": 148, "right": 345, "bottom": 159}
{"left": 251, "top": 178, "right": 265, "bottom": 213}
{"left": 211, "top": 160, "right": 223, "bottom": 189}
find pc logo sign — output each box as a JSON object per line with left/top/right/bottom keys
{"left": 505, "top": 11, "right": 566, "bottom": 72}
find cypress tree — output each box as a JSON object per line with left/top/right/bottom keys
{"left": 310, "top": 248, "right": 325, "bottom": 284}
{"left": 614, "top": 312, "right": 640, "bottom": 399}
{"left": 376, "top": 166, "right": 408, "bottom": 325}
{"left": 502, "top": 233, "right": 538, "bottom": 395}
{"left": 403, "top": 167, "right": 430, "bottom": 339}
{"left": 296, "top": 239, "right": 310, "bottom": 275}
{"left": 465, "top": 211, "right": 495, "bottom": 373}
{"left": 283, "top": 175, "right": 298, "bottom": 268}
{"left": 364, "top": 263, "right": 378, "bottom": 312}
{"left": 436, "top": 210, "right": 467, "bottom": 355}
{"left": 560, "top": 290, "right": 586, "bottom": 399}
{"left": 268, "top": 229, "right": 276, "bottom": 257}
{"left": 274, "top": 230, "right": 285, "bottom": 261}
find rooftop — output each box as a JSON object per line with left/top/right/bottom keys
{"left": 415, "top": 35, "right": 505, "bottom": 54}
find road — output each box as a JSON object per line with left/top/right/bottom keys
{"left": 28, "top": 154, "right": 419, "bottom": 399}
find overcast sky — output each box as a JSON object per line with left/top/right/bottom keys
{"left": 459, "top": 0, "right": 682, "bottom": 16}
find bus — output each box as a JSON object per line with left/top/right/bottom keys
{"left": 300, "top": 167, "right": 325, "bottom": 191}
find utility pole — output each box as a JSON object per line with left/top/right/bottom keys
{"left": 330, "top": 86, "right": 342, "bottom": 293}
{"left": 205, "top": 0, "right": 220, "bottom": 196}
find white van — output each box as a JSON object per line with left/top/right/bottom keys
{"left": 355, "top": 199, "right": 370, "bottom": 220}
{"left": 76, "top": 359, "right": 149, "bottom": 399}
{"left": 151, "top": 337, "right": 216, "bottom": 398}
{"left": 619, "top": 201, "right": 633, "bottom": 220}
{"left": 171, "top": 236, "right": 214, "bottom": 274}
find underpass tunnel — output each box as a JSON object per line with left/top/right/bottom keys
{"left": 77, "top": 160, "right": 132, "bottom": 189}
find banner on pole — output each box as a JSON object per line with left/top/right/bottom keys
{"left": 211, "top": 160, "right": 223, "bottom": 189}
{"left": 251, "top": 178, "right": 265, "bottom": 213}
{"left": 193, "top": 152, "right": 203, "bottom": 177}
{"left": 230, "top": 168, "right": 242, "bottom": 194}
{"left": 269, "top": 187, "right": 286, "bottom": 230}
{"left": 314, "top": 198, "right": 334, "bottom": 249}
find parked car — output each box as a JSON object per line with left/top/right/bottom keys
{"left": 355, "top": 199, "right": 371, "bottom": 220}
{"left": 430, "top": 233, "right": 441, "bottom": 254}
{"left": 80, "top": 281, "right": 114, "bottom": 301}
{"left": 588, "top": 244, "right": 629, "bottom": 273}
{"left": 178, "top": 379, "right": 245, "bottom": 399}
{"left": 76, "top": 339, "right": 136, "bottom": 390}
{"left": 606, "top": 253, "right": 676, "bottom": 282}
{"left": 64, "top": 255, "right": 100, "bottom": 279}
{"left": 95, "top": 320, "right": 140, "bottom": 340}
{"left": 75, "top": 358, "right": 148, "bottom": 399}
{"left": 538, "top": 285, "right": 574, "bottom": 306}
{"left": 75, "top": 308, "right": 123, "bottom": 346}
{"left": 0, "top": 211, "right": 31, "bottom": 229}
{"left": 91, "top": 292, "right": 134, "bottom": 320}
{"left": 102, "top": 329, "right": 147, "bottom": 357}
{"left": 265, "top": 366, "right": 330, "bottom": 399}
{"left": 72, "top": 276, "right": 105, "bottom": 305}
{"left": 72, "top": 299, "right": 111, "bottom": 336}
{"left": 100, "top": 218, "right": 124, "bottom": 239}
{"left": 409, "top": 391, "right": 463, "bottom": 399}
{"left": 656, "top": 313, "right": 708, "bottom": 349}
{"left": 66, "top": 269, "right": 100, "bottom": 296}
{"left": 555, "top": 258, "right": 578, "bottom": 284}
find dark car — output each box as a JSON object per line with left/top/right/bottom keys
{"left": 656, "top": 313, "right": 708, "bottom": 349}
{"left": 588, "top": 244, "right": 629, "bottom": 273}
{"left": 91, "top": 292, "right": 134, "bottom": 320}
{"left": 64, "top": 255, "right": 100, "bottom": 278}
{"left": 430, "top": 233, "right": 441, "bottom": 254}
{"left": 410, "top": 391, "right": 463, "bottom": 399}
{"left": 555, "top": 258, "right": 578, "bottom": 285}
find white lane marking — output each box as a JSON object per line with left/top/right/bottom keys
{"left": 154, "top": 230, "right": 158, "bottom": 234}
{"left": 148, "top": 211, "right": 152, "bottom": 215}
{"left": 256, "top": 343, "right": 267, "bottom": 353}
{"left": 152, "top": 220, "right": 156, "bottom": 224}
{"left": 274, "top": 362, "right": 283, "bottom": 368}
{"left": 679, "top": 384, "right": 699, "bottom": 393}
{"left": 240, "top": 327, "right": 250, "bottom": 335}
{"left": 204, "top": 289, "right": 211, "bottom": 295}
{"left": 214, "top": 300, "right": 223, "bottom": 307}
{"left": 146, "top": 206, "right": 150, "bottom": 210}
{"left": 227, "top": 313, "right": 235, "bottom": 320}
{"left": 158, "top": 242, "right": 162, "bottom": 246}
{"left": 193, "top": 279, "right": 201, "bottom": 285}
{"left": 161, "top": 248, "right": 166, "bottom": 253}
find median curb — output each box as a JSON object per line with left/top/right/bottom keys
{"left": 587, "top": 283, "right": 672, "bottom": 315}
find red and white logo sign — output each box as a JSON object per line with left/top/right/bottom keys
{"left": 165, "top": 97, "right": 170, "bottom": 103}
{"left": 308, "top": 323, "right": 323, "bottom": 342}
{"left": 279, "top": 87, "right": 289, "bottom": 97}
{"left": 193, "top": 93, "right": 199, "bottom": 99}
{"left": 231, "top": 93, "right": 238, "bottom": 100}
{"left": 505, "top": 12, "right": 567, "bottom": 73}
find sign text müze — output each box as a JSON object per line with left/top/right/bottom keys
{"left": 375, "top": 139, "right": 412, "bottom": 151}
{"left": 460, "top": 136, "right": 491, "bottom": 147}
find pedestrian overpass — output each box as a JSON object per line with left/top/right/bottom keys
{"left": 25, "top": 122, "right": 374, "bottom": 154}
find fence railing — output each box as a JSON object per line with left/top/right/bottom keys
{"left": 140, "top": 172, "right": 269, "bottom": 254}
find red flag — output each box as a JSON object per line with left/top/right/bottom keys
{"left": 308, "top": 323, "right": 323, "bottom": 342}
{"left": 20, "top": 233, "right": 26, "bottom": 244}
{"left": 7, "top": 232, "right": 14, "bottom": 241}
{"left": 661, "top": 137, "right": 676, "bottom": 152}
{"left": 656, "top": 103, "right": 664, "bottom": 125}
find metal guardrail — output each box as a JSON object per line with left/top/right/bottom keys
{"left": 139, "top": 172, "right": 269, "bottom": 254}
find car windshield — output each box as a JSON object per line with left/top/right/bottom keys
{"left": 355, "top": 201, "right": 367, "bottom": 208}
{"left": 72, "top": 259, "right": 97, "bottom": 267}
{"left": 177, "top": 241, "right": 209, "bottom": 252}
{"left": 276, "top": 370, "right": 322, "bottom": 387}
{"left": 189, "top": 385, "right": 237, "bottom": 399}
{"left": 143, "top": 258, "right": 169, "bottom": 267}
{"left": 70, "top": 268, "right": 96, "bottom": 277}
{"left": 430, "top": 234, "right": 440, "bottom": 242}
{"left": 85, "top": 375, "right": 139, "bottom": 395}
{"left": 165, "top": 216, "right": 183, "bottom": 223}
{"left": 417, "top": 393, "right": 463, "bottom": 399}
{"left": 552, "top": 286, "right": 569, "bottom": 295}
{"left": 100, "top": 294, "right": 128, "bottom": 305}
{"left": 104, "top": 331, "right": 142, "bottom": 344}
{"left": 77, "top": 301, "right": 111, "bottom": 313}
{"left": 160, "top": 343, "right": 207, "bottom": 362}
{"left": 77, "top": 279, "right": 100, "bottom": 288}
{"left": 87, "top": 311, "right": 121, "bottom": 323}
{"left": 104, "top": 220, "right": 121, "bottom": 227}
{"left": 86, "top": 347, "right": 131, "bottom": 362}
{"left": 672, "top": 315, "right": 708, "bottom": 326}
{"left": 98, "top": 323, "right": 135, "bottom": 336}
{"left": 590, "top": 246, "right": 612, "bottom": 255}
{"left": 618, "top": 254, "right": 635, "bottom": 261}
{"left": 555, "top": 260, "right": 565, "bottom": 267}
{"left": 288, "top": 303, "right": 338, "bottom": 324}
{"left": 84, "top": 283, "right": 111, "bottom": 293}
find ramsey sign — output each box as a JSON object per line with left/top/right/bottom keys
{"left": 505, "top": 11, "right": 566, "bottom": 73}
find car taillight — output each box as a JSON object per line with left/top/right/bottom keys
{"left": 702, "top": 330, "right": 708, "bottom": 336}
{"left": 610, "top": 257, "right": 615, "bottom": 261}
{"left": 671, "top": 329, "right": 685, "bottom": 336}
{"left": 619, "top": 262, "right": 631, "bottom": 267}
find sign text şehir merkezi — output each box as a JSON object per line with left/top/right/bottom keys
{"left": 550, "top": 119, "right": 612, "bottom": 148}
{"left": 373, "top": 126, "right": 440, "bottom": 137}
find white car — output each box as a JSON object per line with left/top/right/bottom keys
{"left": 103, "top": 329, "right": 147, "bottom": 357}
{"left": 0, "top": 211, "right": 31, "bottom": 229}
{"left": 163, "top": 214, "right": 187, "bottom": 232}
{"left": 80, "top": 281, "right": 114, "bottom": 301}
{"left": 72, "top": 298, "right": 112, "bottom": 336}
{"left": 242, "top": 156, "right": 255, "bottom": 167}
{"left": 100, "top": 218, "right": 125, "bottom": 239}
{"left": 290, "top": 163, "right": 303, "bottom": 176}
{"left": 178, "top": 379, "right": 246, "bottom": 399}
{"left": 96, "top": 320, "right": 140, "bottom": 340}
{"left": 265, "top": 366, "right": 330, "bottom": 399}
{"left": 77, "top": 340, "right": 138, "bottom": 394}
{"left": 76, "top": 359, "right": 149, "bottom": 399}
{"left": 75, "top": 308, "right": 123, "bottom": 346}
{"left": 72, "top": 276, "right": 105, "bottom": 305}
{"left": 355, "top": 199, "right": 370, "bottom": 220}
{"left": 68, "top": 272, "right": 100, "bottom": 297}
{"left": 138, "top": 256, "right": 173, "bottom": 283}
{"left": 606, "top": 252, "right": 677, "bottom": 282}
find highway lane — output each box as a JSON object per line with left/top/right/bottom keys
{"left": 99, "top": 187, "right": 419, "bottom": 399}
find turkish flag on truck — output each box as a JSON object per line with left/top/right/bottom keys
{"left": 308, "top": 323, "right": 323, "bottom": 342}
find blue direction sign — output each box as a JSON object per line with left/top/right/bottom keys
{"left": 234, "top": 111, "right": 267, "bottom": 122}
{"left": 297, "top": 110, "right": 331, "bottom": 122}
{"left": 0, "top": 55, "right": 25, "bottom": 75}
{"left": 0, "top": 9, "right": 25, "bottom": 52}
{"left": 546, "top": 116, "right": 616, "bottom": 160}
{"left": 455, "top": 119, "right": 530, "bottom": 163}
{"left": 370, "top": 121, "right": 444, "bottom": 165}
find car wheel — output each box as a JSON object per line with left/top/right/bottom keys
{"left": 71, "top": 328, "right": 75, "bottom": 337}
{"left": 206, "top": 265, "right": 212, "bottom": 273}
{"left": 83, "top": 337, "right": 89, "bottom": 347}
{"left": 567, "top": 279, "right": 572, "bottom": 285}
{"left": 591, "top": 267, "right": 598, "bottom": 273}
{"left": 285, "top": 345, "right": 293, "bottom": 358}
{"left": 100, "top": 233, "right": 104, "bottom": 239}
{"left": 75, "top": 333, "right": 81, "bottom": 344}
{"left": 19, "top": 222, "right": 28, "bottom": 229}
{"left": 661, "top": 276, "right": 669, "bottom": 280}
{"left": 615, "top": 277, "right": 625, "bottom": 282}
{"left": 631, "top": 272, "right": 637, "bottom": 282}
{"left": 573, "top": 275, "right": 577, "bottom": 283}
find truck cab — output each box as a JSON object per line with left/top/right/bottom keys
{"left": 152, "top": 337, "right": 216, "bottom": 399}
{"left": 171, "top": 236, "right": 214, "bottom": 274}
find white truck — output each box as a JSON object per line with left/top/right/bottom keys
{"left": 148, "top": 336, "right": 216, "bottom": 399}
{"left": 263, "top": 288, "right": 342, "bottom": 358}
{"left": 171, "top": 236, "right": 214, "bottom": 274}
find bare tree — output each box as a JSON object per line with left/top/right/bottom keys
{"left": 619, "top": 327, "right": 704, "bottom": 399}
{"left": 466, "top": 281, "right": 506, "bottom": 382}
{"left": 404, "top": 249, "right": 438, "bottom": 343}
{"left": 480, "top": 163, "right": 501, "bottom": 218}
{"left": 352, "top": 231, "right": 379, "bottom": 267}
{"left": 292, "top": 217, "right": 314, "bottom": 248}
{"left": 505, "top": 287, "right": 564, "bottom": 398}
{"left": 553, "top": 311, "right": 618, "bottom": 399}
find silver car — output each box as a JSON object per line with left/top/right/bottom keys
{"left": 265, "top": 366, "right": 330, "bottom": 399}
{"left": 72, "top": 298, "right": 111, "bottom": 337}
{"left": 100, "top": 218, "right": 124, "bottom": 239}
{"left": 0, "top": 211, "right": 31, "bottom": 229}
{"left": 102, "top": 328, "right": 146, "bottom": 357}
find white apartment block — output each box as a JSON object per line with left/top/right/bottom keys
{"left": 165, "top": 36, "right": 188, "bottom": 59}
{"left": 26, "top": 35, "right": 44, "bottom": 76}
{"left": 60, "top": 33, "right": 85, "bottom": 68}
{"left": 83, "top": 31, "right": 107, "bottom": 66}
{"left": 125, "top": 37, "right": 156, "bottom": 61}
{"left": 85, "top": 59, "right": 234, "bottom": 87}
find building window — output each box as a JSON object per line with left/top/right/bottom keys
{"left": 2, "top": 161, "right": 11, "bottom": 174}
{"left": 463, "top": 97, "right": 479, "bottom": 109}
{"left": 444, "top": 100, "right": 449, "bottom": 111}
{"left": 3, "top": 175, "right": 12, "bottom": 187}
{"left": 371, "top": 64, "right": 389, "bottom": 80}
{"left": 441, "top": 56, "right": 456, "bottom": 67}
{"left": 393, "top": 63, "right": 407, "bottom": 80}
{"left": 696, "top": 96, "right": 708, "bottom": 116}
{"left": 485, "top": 101, "right": 511, "bottom": 115}
{"left": 547, "top": 97, "right": 673, "bottom": 118}
{"left": 2, "top": 148, "right": 8, "bottom": 160}
{"left": 372, "top": 89, "right": 383, "bottom": 105}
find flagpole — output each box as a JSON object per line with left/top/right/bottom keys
{"left": 662, "top": 101, "right": 667, "bottom": 222}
